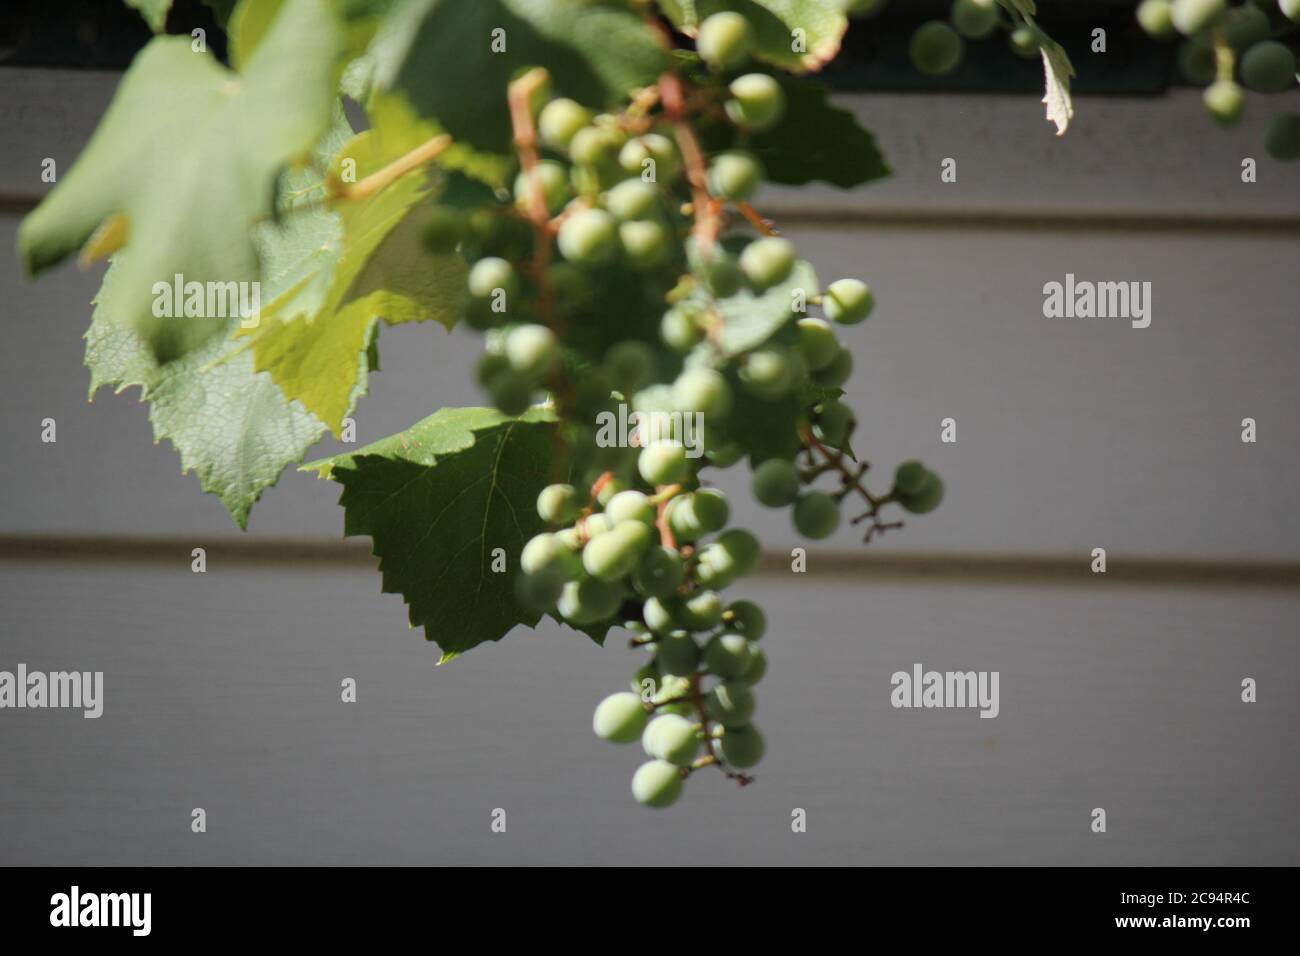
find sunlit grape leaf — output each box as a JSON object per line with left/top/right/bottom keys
{"left": 667, "top": 0, "right": 847, "bottom": 73}
{"left": 86, "top": 269, "right": 326, "bottom": 529}
{"left": 305, "top": 406, "right": 564, "bottom": 658}
{"left": 18, "top": 0, "right": 343, "bottom": 362}
{"left": 687, "top": 256, "right": 819, "bottom": 360}
{"left": 125, "top": 0, "right": 172, "bottom": 32}
{"left": 1034, "top": 29, "right": 1075, "bottom": 136}
{"left": 368, "top": 0, "right": 668, "bottom": 152}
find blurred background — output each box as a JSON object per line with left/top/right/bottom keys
{"left": 0, "top": 0, "right": 1297, "bottom": 864}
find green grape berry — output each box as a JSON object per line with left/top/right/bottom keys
{"left": 1171, "top": 0, "right": 1225, "bottom": 36}
{"left": 812, "top": 347, "right": 854, "bottom": 388}
{"left": 725, "top": 600, "right": 767, "bottom": 641}
{"left": 515, "top": 570, "right": 563, "bottom": 611}
{"left": 893, "top": 460, "right": 930, "bottom": 497}
{"left": 583, "top": 521, "right": 651, "bottom": 582}
{"left": 707, "top": 151, "right": 763, "bottom": 202}
{"left": 703, "top": 633, "right": 752, "bottom": 679}
{"left": 604, "top": 340, "right": 657, "bottom": 392}
{"left": 593, "top": 691, "right": 648, "bottom": 743}
{"left": 1136, "top": 0, "right": 1175, "bottom": 39}
{"left": 1265, "top": 112, "right": 1300, "bottom": 161}
{"left": 619, "top": 220, "right": 670, "bottom": 270}
{"left": 558, "top": 208, "right": 618, "bottom": 265}
{"left": 643, "top": 596, "right": 677, "bottom": 633}
{"left": 605, "top": 179, "right": 659, "bottom": 221}
{"left": 697, "top": 11, "right": 752, "bottom": 70}
{"left": 740, "top": 347, "right": 793, "bottom": 400}
{"left": 521, "top": 532, "right": 581, "bottom": 579}
{"left": 619, "top": 133, "right": 678, "bottom": 178}
{"left": 793, "top": 491, "right": 841, "bottom": 539}
{"left": 660, "top": 305, "right": 705, "bottom": 352}
{"left": 605, "top": 490, "right": 656, "bottom": 527}
{"left": 537, "top": 483, "right": 580, "bottom": 525}
{"left": 1283, "top": 0, "right": 1300, "bottom": 25}
{"left": 1203, "top": 81, "right": 1245, "bottom": 126}
{"left": 656, "top": 631, "right": 701, "bottom": 676}
{"left": 739, "top": 236, "right": 795, "bottom": 289}
{"left": 556, "top": 577, "right": 623, "bottom": 625}
{"left": 950, "top": 0, "right": 998, "bottom": 41}
{"left": 667, "top": 489, "right": 730, "bottom": 542}
{"left": 797, "top": 317, "right": 840, "bottom": 371}
{"left": 678, "top": 589, "right": 724, "bottom": 631}
{"left": 1240, "top": 41, "right": 1297, "bottom": 94}
{"left": 631, "top": 759, "right": 684, "bottom": 808}
{"left": 898, "top": 472, "right": 945, "bottom": 514}
{"left": 638, "top": 441, "right": 690, "bottom": 486}
{"left": 633, "top": 547, "right": 686, "bottom": 598}
{"left": 716, "top": 528, "right": 761, "bottom": 576}
{"left": 487, "top": 370, "right": 533, "bottom": 416}
{"left": 718, "top": 724, "right": 764, "bottom": 768}
{"left": 751, "top": 458, "right": 801, "bottom": 508}
{"left": 1222, "top": 4, "right": 1270, "bottom": 50}
{"left": 1178, "top": 37, "right": 1216, "bottom": 84}
{"left": 706, "top": 438, "right": 744, "bottom": 468}
{"left": 673, "top": 367, "right": 732, "bottom": 418}
{"left": 742, "top": 645, "right": 767, "bottom": 684}
{"left": 725, "top": 73, "right": 786, "bottom": 131}
{"left": 514, "top": 160, "right": 571, "bottom": 214}
{"left": 706, "top": 681, "right": 755, "bottom": 728}
{"left": 822, "top": 278, "right": 874, "bottom": 325}
{"left": 1008, "top": 25, "right": 1039, "bottom": 59}
{"left": 467, "top": 256, "right": 518, "bottom": 303}
{"left": 538, "top": 97, "right": 592, "bottom": 150}
{"left": 641, "top": 713, "right": 700, "bottom": 766}
{"left": 504, "top": 323, "right": 558, "bottom": 379}
{"left": 910, "top": 21, "right": 964, "bottom": 77}
{"left": 568, "top": 124, "right": 621, "bottom": 168}
{"left": 814, "top": 399, "right": 855, "bottom": 447}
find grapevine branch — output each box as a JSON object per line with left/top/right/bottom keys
{"left": 799, "top": 423, "right": 904, "bottom": 543}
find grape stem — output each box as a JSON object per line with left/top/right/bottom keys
{"left": 689, "top": 673, "right": 754, "bottom": 786}
{"left": 327, "top": 133, "right": 452, "bottom": 202}
{"left": 798, "top": 423, "right": 904, "bottom": 544}
{"left": 660, "top": 70, "right": 722, "bottom": 249}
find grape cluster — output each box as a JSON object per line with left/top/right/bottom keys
{"left": 428, "top": 7, "right": 943, "bottom": 806}
{"left": 1138, "top": 0, "right": 1300, "bottom": 159}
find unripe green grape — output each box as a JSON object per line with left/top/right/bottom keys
{"left": 793, "top": 491, "right": 841, "bottom": 539}
{"left": 603, "top": 340, "right": 657, "bottom": 392}
{"left": 725, "top": 600, "right": 767, "bottom": 641}
{"left": 504, "top": 323, "right": 558, "bottom": 379}
{"left": 703, "top": 633, "right": 752, "bottom": 679}
{"left": 631, "top": 759, "right": 684, "bottom": 808}
{"left": 909, "top": 21, "right": 964, "bottom": 77}
{"left": 487, "top": 370, "right": 533, "bottom": 416}
{"left": 660, "top": 306, "right": 704, "bottom": 352}
{"left": 537, "top": 483, "right": 580, "bottom": 525}
{"left": 619, "top": 133, "right": 678, "bottom": 178}
{"left": 673, "top": 367, "right": 732, "bottom": 417}
{"left": 1265, "top": 112, "right": 1300, "bottom": 161}
{"left": 740, "top": 347, "right": 793, "bottom": 400}
{"left": 739, "top": 236, "right": 795, "bottom": 289}
{"left": 582, "top": 512, "right": 615, "bottom": 539}
{"left": 1171, "top": 0, "right": 1225, "bottom": 36}
{"left": 422, "top": 206, "right": 465, "bottom": 253}
{"left": 643, "top": 595, "right": 677, "bottom": 633}
{"left": 558, "top": 208, "right": 618, "bottom": 265}
{"left": 716, "top": 528, "right": 761, "bottom": 575}
{"left": 705, "top": 438, "right": 744, "bottom": 468}
{"left": 595, "top": 476, "right": 628, "bottom": 507}
{"left": 718, "top": 724, "right": 764, "bottom": 768}
{"left": 797, "top": 317, "right": 840, "bottom": 371}
{"left": 619, "top": 219, "right": 670, "bottom": 269}
{"left": 475, "top": 352, "right": 509, "bottom": 388}
{"left": 1178, "top": 37, "right": 1216, "bottom": 84}
{"left": 557, "top": 576, "right": 623, "bottom": 625}
{"left": 1240, "top": 41, "right": 1297, "bottom": 94}
{"left": 1203, "top": 81, "right": 1245, "bottom": 126}
{"left": 726, "top": 73, "right": 785, "bottom": 130}
{"left": 538, "top": 97, "right": 592, "bottom": 150}
{"left": 605, "top": 179, "right": 659, "bottom": 221}
{"left": 823, "top": 278, "right": 874, "bottom": 325}
{"left": 751, "top": 457, "right": 801, "bottom": 508}
{"left": 553, "top": 526, "right": 584, "bottom": 552}
{"left": 678, "top": 588, "right": 723, "bottom": 630}
{"left": 656, "top": 631, "right": 700, "bottom": 676}
{"left": 812, "top": 347, "right": 853, "bottom": 388}
{"left": 605, "top": 490, "right": 655, "bottom": 527}
{"left": 898, "top": 472, "right": 945, "bottom": 514}
{"left": 667, "top": 490, "right": 729, "bottom": 542}
{"left": 1283, "top": 0, "right": 1300, "bottom": 25}
{"left": 706, "top": 681, "right": 755, "bottom": 727}
{"left": 568, "top": 125, "right": 620, "bottom": 168}
{"left": 1136, "top": 0, "right": 1176, "bottom": 39}
{"left": 638, "top": 441, "right": 690, "bottom": 485}
{"left": 707, "top": 151, "right": 763, "bottom": 202}
{"left": 814, "top": 399, "right": 856, "bottom": 447}
{"left": 593, "top": 691, "right": 649, "bottom": 743}
{"left": 893, "top": 460, "right": 929, "bottom": 496}
{"left": 583, "top": 522, "right": 650, "bottom": 581}
{"left": 641, "top": 714, "right": 700, "bottom": 766}
{"left": 950, "top": 0, "right": 998, "bottom": 40}
{"left": 742, "top": 645, "right": 766, "bottom": 684}
{"left": 514, "top": 569, "right": 563, "bottom": 611}
{"left": 633, "top": 546, "right": 686, "bottom": 598}
{"left": 467, "top": 256, "right": 518, "bottom": 302}
{"left": 514, "top": 160, "right": 571, "bottom": 215}
{"left": 1222, "top": 4, "right": 1270, "bottom": 50}
{"left": 521, "top": 532, "right": 581, "bottom": 579}
{"left": 697, "top": 11, "right": 752, "bottom": 70}
{"left": 1008, "top": 25, "right": 1039, "bottom": 59}
{"left": 694, "top": 543, "right": 738, "bottom": 589}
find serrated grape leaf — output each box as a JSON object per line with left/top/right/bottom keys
{"left": 18, "top": 0, "right": 343, "bottom": 363}
{"left": 717, "top": 78, "right": 889, "bottom": 188}
{"left": 1033, "top": 28, "right": 1075, "bottom": 136}
{"left": 688, "top": 257, "right": 819, "bottom": 360}
{"left": 367, "top": 0, "right": 668, "bottom": 152}
{"left": 125, "top": 0, "right": 172, "bottom": 32}
{"left": 86, "top": 268, "right": 326, "bottom": 529}
{"left": 304, "top": 406, "right": 565, "bottom": 658}
{"left": 669, "top": 0, "right": 847, "bottom": 74}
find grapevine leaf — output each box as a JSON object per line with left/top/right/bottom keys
{"left": 86, "top": 269, "right": 326, "bottom": 529}
{"left": 368, "top": 0, "right": 669, "bottom": 152}
{"left": 689, "top": 257, "right": 819, "bottom": 360}
{"left": 1033, "top": 28, "right": 1075, "bottom": 136}
{"left": 304, "top": 406, "right": 563, "bottom": 658}
{"left": 124, "top": 0, "right": 172, "bottom": 32}
{"left": 18, "top": 0, "right": 343, "bottom": 363}
{"left": 673, "top": 0, "right": 848, "bottom": 74}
